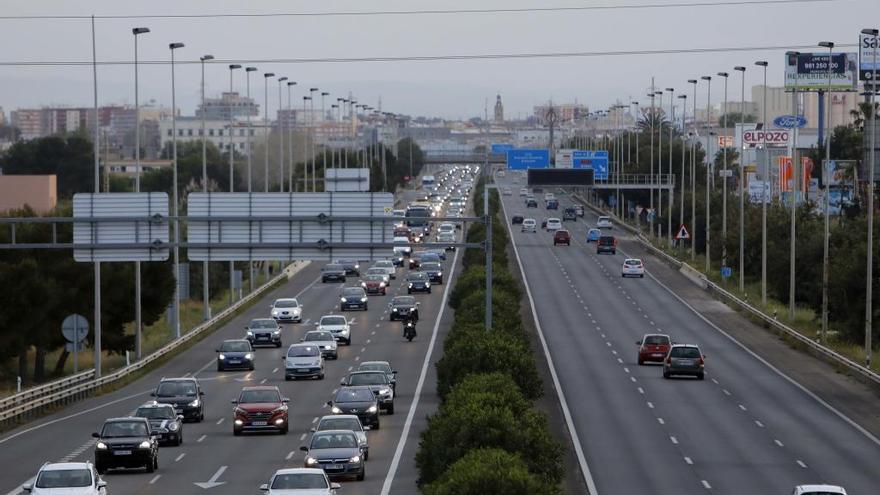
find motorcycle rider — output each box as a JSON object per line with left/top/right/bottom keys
{"left": 401, "top": 313, "right": 417, "bottom": 339}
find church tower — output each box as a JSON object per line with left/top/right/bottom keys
{"left": 493, "top": 94, "right": 504, "bottom": 122}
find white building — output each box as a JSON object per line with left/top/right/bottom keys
{"left": 158, "top": 117, "right": 268, "bottom": 155}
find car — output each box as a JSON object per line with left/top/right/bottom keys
{"left": 438, "top": 222, "right": 455, "bottom": 233}
{"left": 284, "top": 343, "right": 325, "bottom": 380}
{"left": 340, "top": 286, "right": 368, "bottom": 311}
{"left": 392, "top": 236, "right": 412, "bottom": 262}
{"left": 92, "top": 417, "right": 158, "bottom": 474}
{"left": 420, "top": 261, "right": 444, "bottom": 284}
{"left": 420, "top": 252, "right": 442, "bottom": 264}
{"left": 553, "top": 230, "right": 571, "bottom": 246}
{"left": 341, "top": 371, "right": 395, "bottom": 414}
{"left": 232, "top": 386, "right": 290, "bottom": 435}
{"left": 300, "top": 430, "right": 365, "bottom": 481}
{"left": 519, "top": 188, "right": 528, "bottom": 196}
{"left": 389, "top": 296, "right": 419, "bottom": 321}
{"left": 318, "top": 315, "right": 352, "bottom": 345}
{"left": 792, "top": 485, "right": 847, "bottom": 495}
{"left": 216, "top": 339, "right": 255, "bottom": 371}
{"left": 370, "top": 260, "right": 397, "bottom": 279}
{"left": 270, "top": 298, "right": 303, "bottom": 323}
{"left": 361, "top": 274, "right": 388, "bottom": 295}
{"left": 543, "top": 192, "right": 555, "bottom": 201}
{"left": 259, "top": 468, "right": 340, "bottom": 494}
{"left": 437, "top": 231, "right": 457, "bottom": 250}
{"left": 502, "top": 187, "right": 512, "bottom": 196}
{"left": 327, "top": 386, "right": 380, "bottom": 430}
{"left": 408, "top": 250, "right": 426, "bottom": 269}
{"left": 23, "top": 462, "right": 106, "bottom": 495}
{"left": 357, "top": 361, "right": 397, "bottom": 392}
{"left": 586, "top": 228, "right": 601, "bottom": 243}
{"left": 511, "top": 215, "right": 524, "bottom": 225}
{"left": 134, "top": 402, "right": 184, "bottom": 446}
{"left": 597, "top": 216, "right": 613, "bottom": 229}
{"left": 574, "top": 204, "right": 585, "bottom": 217}
{"left": 393, "top": 225, "right": 412, "bottom": 240}
{"left": 246, "top": 318, "right": 283, "bottom": 347}
{"left": 497, "top": 171, "right": 506, "bottom": 177}
{"left": 150, "top": 377, "right": 205, "bottom": 422}
{"left": 364, "top": 267, "right": 390, "bottom": 284}
{"left": 597, "top": 235, "right": 617, "bottom": 255}
{"left": 526, "top": 198, "right": 538, "bottom": 208}
{"left": 636, "top": 334, "right": 672, "bottom": 365}
{"left": 300, "top": 330, "right": 338, "bottom": 360}
{"left": 546, "top": 199, "right": 559, "bottom": 210}
{"left": 521, "top": 218, "right": 537, "bottom": 232}
{"left": 546, "top": 218, "right": 562, "bottom": 231}
{"left": 563, "top": 207, "right": 577, "bottom": 221}
{"left": 334, "top": 259, "right": 361, "bottom": 277}
{"left": 311, "top": 415, "right": 370, "bottom": 460}
{"left": 622, "top": 258, "right": 645, "bottom": 278}
{"left": 321, "top": 264, "right": 347, "bottom": 283}
{"left": 406, "top": 271, "right": 431, "bottom": 294}
{"left": 662, "top": 344, "right": 706, "bottom": 380}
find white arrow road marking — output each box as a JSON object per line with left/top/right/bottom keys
{"left": 194, "top": 466, "right": 228, "bottom": 489}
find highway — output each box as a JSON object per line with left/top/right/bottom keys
{"left": 0, "top": 183, "right": 461, "bottom": 495}
{"left": 495, "top": 174, "right": 880, "bottom": 494}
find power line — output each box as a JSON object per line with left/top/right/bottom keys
{"left": 0, "top": 42, "right": 858, "bottom": 67}
{"left": 0, "top": 0, "right": 835, "bottom": 20}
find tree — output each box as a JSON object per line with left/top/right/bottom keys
{"left": 0, "top": 135, "right": 96, "bottom": 198}
{"left": 422, "top": 448, "right": 557, "bottom": 495}
{"left": 717, "top": 113, "right": 757, "bottom": 128}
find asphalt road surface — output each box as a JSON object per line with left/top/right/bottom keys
{"left": 496, "top": 174, "right": 880, "bottom": 495}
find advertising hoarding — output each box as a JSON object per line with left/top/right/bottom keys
{"left": 736, "top": 123, "right": 790, "bottom": 148}
{"left": 860, "top": 32, "right": 879, "bottom": 82}
{"left": 555, "top": 149, "right": 574, "bottom": 168}
{"left": 784, "top": 52, "right": 858, "bottom": 91}
{"left": 506, "top": 149, "right": 550, "bottom": 170}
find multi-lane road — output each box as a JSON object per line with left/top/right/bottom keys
{"left": 0, "top": 186, "right": 462, "bottom": 495}
{"left": 496, "top": 173, "right": 880, "bottom": 494}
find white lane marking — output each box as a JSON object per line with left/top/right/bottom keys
{"left": 149, "top": 475, "right": 161, "bottom": 485}
{"left": 360, "top": 347, "right": 367, "bottom": 353}
{"left": 272, "top": 367, "right": 279, "bottom": 373}
{"left": 5, "top": 478, "right": 34, "bottom": 495}
{"left": 260, "top": 378, "right": 267, "bottom": 384}
{"left": 623, "top": 367, "right": 630, "bottom": 373}
{"left": 755, "top": 420, "right": 765, "bottom": 428}
{"left": 611, "top": 350, "right": 618, "bottom": 356}
{"left": 796, "top": 460, "right": 808, "bottom": 468}
{"left": 630, "top": 376, "right": 637, "bottom": 383}
{"left": 371, "top": 331, "right": 376, "bottom": 335}
{"left": 380, "top": 249, "right": 462, "bottom": 495}
{"left": 738, "top": 404, "right": 747, "bottom": 411}
{"left": 701, "top": 480, "right": 712, "bottom": 490}
{"left": 647, "top": 402, "right": 654, "bottom": 409}
{"left": 216, "top": 418, "right": 224, "bottom": 425}
{"left": 617, "top": 358, "right": 624, "bottom": 364}
{"left": 300, "top": 433, "right": 307, "bottom": 441}
{"left": 197, "top": 434, "right": 207, "bottom": 442}
{"left": 312, "top": 417, "right": 319, "bottom": 424}
{"left": 175, "top": 453, "right": 186, "bottom": 462}
{"left": 711, "top": 378, "right": 719, "bottom": 384}
{"left": 670, "top": 436, "right": 679, "bottom": 444}
{"left": 332, "top": 388, "right": 338, "bottom": 394}
{"left": 684, "top": 456, "right": 693, "bottom": 465}
{"left": 354, "top": 356, "right": 360, "bottom": 361}
{"left": 637, "top": 387, "right": 645, "bottom": 394}
{"left": 366, "top": 339, "right": 371, "bottom": 344}
{"left": 657, "top": 417, "right": 665, "bottom": 425}
{"left": 286, "top": 451, "right": 295, "bottom": 460}
{"left": 775, "top": 439, "right": 785, "bottom": 447}
{"left": 493, "top": 197, "right": 599, "bottom": 495}
{"left": 723, "top": 389, "right": 731, "bottom": 396}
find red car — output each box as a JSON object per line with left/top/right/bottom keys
{"left": 361, "top": 274, "right": 387, "bottom": 295}
{"left": 636, "top": 334, "right": 672, "bottom": 365}
{"left": 553, "top": 229, "right": 571, "bottom": 246}
{"left": 232, "top": 386, "right": 290, "bottom": 435}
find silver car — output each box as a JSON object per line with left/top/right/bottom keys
{"left": 301, "top": 330, "right": 338, "bottom": 360}
{"left": 312, "top": 415, "right": 370, "bottom": 460}
{"left": 270, "top": 298, "right": 302, "bottom": 323}
{"left": 300, "top": 430, "right": 365, "bottom": 481}
{"left": 284, "top": 344, "right": 325, "bottom": 381}
{"left": 371, "top": 260, "right": 397, "bottom": 279}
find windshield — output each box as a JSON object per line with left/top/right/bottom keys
{"left": 625, "top": 260, "right": 642, "bottom": 266}
{"left": 348, "top": 373, "right": 388, "bottom": 386}
{"left": 375, "top": 261, "right": 393, "bottom": 268}
{"left": 319, "top": 417, "right": 362, "bottom": 431}
{"left": 599, "top": 237, "right": 615, "bottom": 246}
{"left": 136, "top": 407, "right": 175, "bottom": 419}
{"left": 304, "top": 332, "right": 333, "bottom": 342}
{"left": 271, "top": 473, "right": 328, "bottom": 490}
{"left": 219, "top": 341, "right": 251, "bottom": 352}
{"left": 644, "top": 335, "right": 670, "bottom": 345}
{"left": 310, "top": 432, "right": 358, "bottom": 449}
{"left": 287, "top": 346, "right": 320, "bottom": 358}
{"left": 393, "top": 297, "right": 416, "bottom": 306}
{"left": 421, "top": 263, "right": 441, "bottom": 271}
{"left": 239, "top": 389, "right": 281, "bottom": 403}
{"left": 359, "top": 362, "right": 392, "bottom": 373}
{"left": 323, "top": 264, "right": 343, "bottom": 271}
{"left": 35, "top": 469, "right": 91, "bottom": 488}
{"left": 274, "top": 299, "right": 298, "bottom": 308}
{"left": 408, "top": 273, "right": 428, "bottom": 281}
{"left": 365, "top": 275, "right": 384, "bottom": 282}
{"left": 336, "top": 388, "right": 374, "bottom": 402}
{"left": 101, "top": 421, "right": 148, "bottom": 438}
{"left": 343, "top": 288, "right": 364, "bottom": 296}
{"left": 249, "top": 319, "right": 276, "bottom": 329}
{"left": 321, "top": 316, "right": 347, "bottom": 326}
{"left": 670, "top": 347, "right": 701, "bottom": 358}
{"left": 155, "top": 381, "right": 197, "bottom": 397}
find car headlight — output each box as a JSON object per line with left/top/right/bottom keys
{"left": 354, "top": 264, "right": 359, "bottom": 269}
{"left": 138, "top": 440, "right": 152, "bottom": 449}
{"left": 218, "top": 354, "right": 226, "bottom": 360}
{"left": 273, "top": 329, "right": 281, "bottom": 335}
{"left": 331, "top": 406, "right": 342, "bottom": 414}
{"left": 305, "top": 456, "right": 318, "bottom": 466}
{"left": 340, "top": 297, "right": 346, "bottom": 302}
{"left": 408, "top": 283, "right": 414, "bottom": 288}
{"left": 392, "top": 308, "right": 398, "bottom": 312}
{"left": 246, "top": 330, "right": 253, "bottom": 336}
{"left": 367, "top": 405, "right": 378, "bottom": 413}
{"left": 96, "top": 442, "right": 108, "bottom": 450}
{"left": 234, "top": 419, "right": 243, "bottom": 425}
{"left": 379, "top": 388, "right": 392, "bottom": 396}
{"left": 349, "top": 455, "right": 361, "bottom": 463}
{"left": 438, "top": 272, "right": 443, "bottom": 276}
{"left": 188, "top": 399, "right": 200, "bottom": 407}
{"left": 361, "top": 282, "right": 367, "bottom": 288}
{"left": 271, "top": 310, "right": 279, "bottom": 316}
{"left": 245, "top": 353, "right": 254, "bottom": 360}
{"left": 379, "top": 282, "right": 386, "bottom": 287}
{"left": 360, "top": 297, "right": 368, "bottom": 302}
{"left": 168, "top": 422, "right": 179, "bottom": 431}
{"left": 313, "top": 361, "right": 322, "bottom": 367}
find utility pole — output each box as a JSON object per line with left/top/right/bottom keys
{"left": 818, "top": 41, "right": 834, "bottom": 344}
{"left": 702, "top": 75, "right": 713, "bottom": 273}
{"left": 863, "top": 27, "right": 878, "bottom": 368}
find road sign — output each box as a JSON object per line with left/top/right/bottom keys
{"left": 572, "top": 150, "right": 609, "bottom": 180}
{"left": 784, "top": 52, "right": 858, "bottom": 91}
{"left": 325, "top": 168, "right": 370, "bottom": 192}
{"left": 721, "top": 267, "right": 733, "bottom": 278}
{"left": 491, "top": 143, "right": 515, "bottom": 154}
{"left": 555, "top": 149, "right": 574, "bottom": 168}
{"left": 62, "top": 314, "right": 89, "bottom": 343}
{"left": 719, "top": 169, "right": 734, "bottom": 177}
{"left": 675, "top": 224, "right": 690, "bottom": 240}
{"left": 506, "top": 149, "right": 550, "bottom": 170}
{"left": 73, "top": 193, "right": 170, "bottom": 262}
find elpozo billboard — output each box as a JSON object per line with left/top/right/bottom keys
{"left": 784, "top": 52, "right": 858, "bottom": 91}
{"left": 735, "top": 123, "right": 790, "bottom": 148}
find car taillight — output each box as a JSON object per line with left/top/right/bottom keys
{"left": 698, "top": 357, "right": 705, "bottom": 366}
{"left": 666, "top": 357, "right": 672, "bottom": 364}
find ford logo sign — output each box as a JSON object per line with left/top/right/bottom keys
{"left": 773, "top": 115, "right": 807, "bottom": 129}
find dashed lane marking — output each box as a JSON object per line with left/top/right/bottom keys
{"left": 149, "top": 475, "right": 161, "bottom": 485}
{"left": 175, "top": 453, "right": 186, "bottom": 462}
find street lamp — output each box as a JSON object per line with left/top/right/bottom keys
{"left": 649, "top": 90, "right": 656, "bottom": 234}
{"left": 755, "top": 61, "right": 769, "bottom": 304}
{"left": 263, "top": 72, "right": 275, "bottom": 192}
{"left": 734, "top": 66, "right": 747, "bottom": 293}
{"left": 718, "top": 71, "right": 729, "bottom": 274}
{"left": 199, "top": 54, "right": 214, "bottom": 322}
{"left": 666, "top": 87, "right": 675, "bottom": 246}
{"left": 277, "top": 76, "right": 288, "bottom": 192}
{"left": 786, "top": 51, "right": 801, "bottom": 321}
{"left": 818, "top": 41, "right": 834, "bottom": 343}
{"left": 701, "top": 75, "right": 713, "bottom": 272}
{"left": 287, "top": 81, "right": 296, "bottom": 192}
{"left": 678, "top": 94, "right": 688, "bottom": 247}
{"left": 309, "top": 88, "right": 319, "bottom": 191}
{"left": 631, "top": 101, "right": 639, "bottom": 169}
{"left": 168, "top": 41, "right": 184, "bottom": 339}
{"left": 227, "top": 63, "right": 241, "bottom": 305}
{"left": 303, "top": 96, "right": 312, "bottom": 190}
{"left": 321, "top": 92, "right": 329, "bottom": 175}
{"left": 245, "top": 67, "right": 257, "bottom": 194}
{"left": 131, "top": 26, "right": 149, "bottom": 359}
{"left": 862, "top": 28, "right": 878, "bottom": 367}
{"left": 688, "top": 79, "right": 698, "bottom": 260}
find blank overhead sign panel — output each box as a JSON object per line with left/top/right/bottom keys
{"left": 528, "top": 168, "right": 595, "bottom": 186}
{"left": 73, "top": 192, "right": 169, "bottom": 262}
{"left": 187, "top": 192, "right": 394, "bottom": 261}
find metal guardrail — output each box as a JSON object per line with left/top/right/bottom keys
{"left": 0, "top": 261, "right": 309, "bottom": 428}
{"left": 572, "top": 192, "right": 880, "bottom": 387}
{"left": 0, "top": 370, "right": 95, "bottom": 414}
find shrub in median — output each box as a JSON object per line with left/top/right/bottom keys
{"left": 422, "top": 448, "right": 557, "bottom": 495}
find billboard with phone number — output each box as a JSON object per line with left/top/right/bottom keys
{"left": 784, "top": 52, "right": 858, "bottom": 91}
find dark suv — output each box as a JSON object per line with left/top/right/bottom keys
{"left": 334, "top": 259, "right": 361, "bottom": 277}
{"left": 597, "top": 235, "right": 617, "bottom": 255}
{"left": 322, "top": 264, "right": 347, "bottom": 283}
{"left": 563, "top": 207, "right": 577, "bottom": 221}
{"left": 92, "top": 417, "right": 158, "bottom": 474}
{"left": 134, "top": 402, "right": 184, "bottom": 446}
{"left": 150, "top": 377, "right": 205, "bottom": 422}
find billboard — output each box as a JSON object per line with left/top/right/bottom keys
{"left": 777, "top": 156, "right": 813, "bottom": 193}
{"left": 506, "top": 149, "right": 550, "bottom": 170}
{"left": 748, "top": 179, "right": 771, "bottom": 204}
{"left": 823, "top": 160, "right": 855, "bottom": 187}
{"left": 491, "top": 143, "right": 515, "bottom": 154}
{"left": 860, "top": 32, "right": 879, "bottom": 82}
{"left": 572, "top": 150, "right": 609, "bottom": 180}
{"left": 742, "top": 126, "right": 790, "bottom": 148}
{"left": 555, "top": 149, "right": 574, "bottom": 168}
{"left": 784, "top": 52, "right": 858, "bottom": 91}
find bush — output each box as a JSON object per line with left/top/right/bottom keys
{"left": 452, "top": 288, "right": 525, "bottom": 337}
{"left": 448, "top": 266, "right": 520, "bottom": 310}
{"left": 422, "top": 448, "right": 557, "bottom": 495}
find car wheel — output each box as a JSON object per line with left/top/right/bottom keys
{"left": 373, "top": 421, "right": 380, "bottom": 430}
{"left": 249, "top": 365, "right": 255, "bottom": 371}
{"left": 697, "top": 373, "right": 705, "bottom": 381}
{"left": 346, "top": 338, "right": 352, "bottom": 346}
{"left": 318, "top": 372, "right": 325, "bottom": 380}
{"left": 217, "top": 365, "right": 223, "bottom": 372}
{"left": 145, "top": 456, "right": 155, "bottom": 473}
{"left": 356, "top": 468, "right": 365, "bottom": 481}
{"left": 177, "top": 433, "right": 183, "bottom": 446}
{"left": 199, "top": 410, "right": 205, "bottom": 422}
{"left": 364, "top": 450, "right": 369, "bottom": 461}
{"left": 637, "top": 358, "right": 644, "bottom": 365}
{"left": 276, "top": 342, "right": 282, "bottom": 348}
{"left": 640, "top": 274, "right": 644, "bottom": 278}
{"left": 332, "top": 352, "right": 339, "bottom": 360}
{"left": 284, "top": 375, "right": 291, "bottom": 381}
{"left": 96, "top": 463, "right": 107, "bottom": 475}
{"left": 364, "top": 304, "right": 368, "bottom": 311}
{"left": 387, "top": 403, "right": 395, "bottom": 415}
{"left": 663, "top": 371, "right": 671, "bottom": 379}
{"left": 233, "top": 428, "right": 242, "bottom": 436}
{"left": 281, "top": 425, "right": 289, "bottom": 435}
{"left": 407, "top": 289, "right": 412, "bottom": 294}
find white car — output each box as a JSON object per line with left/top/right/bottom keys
{"left": 621, "top": 258, "right": 645, "bottom": 278}
{"left": 543, "top": 192, "right": 555, "bottom": 202}
{"left": 317, "top": 315, "right": 351, "bottom": 346}
{"left": 24, "top": 462, "right": 107, "bottom": 495}
{"left": 259, "top": 468, "right": 340, "bottom": 494}
{"left": 312, "top": 414, "right": 370, "bottom": 460}
{"left": 545, "top": 218, "right": 562, "bottom": 231}
{"left": 438, "top": 222, "right": 455, "bottom": 235}
{"left": 519, "top": 188, "right": 528, "bottom": 196}
{"left": 597, "top": 216, "right": 613, "bottom": 229}
{"left": 371, "top": 260, "right": 397, "bottom": 279}
{"left": 792, "top": 486, "right": 847, "bottom": 495}
{"left": 301, "top": 330, "right": 338, "bottom": 360}
{"left": 502, "top": 187, "right": 512, "bottom": 196}
{"left": 392, "top": 236, "right": 411, "bottom": 259}
{"left": 270, "top": 298, "right": 303, "bottom": 323}
{"left": 437, "top": 232, "right": 456, "bottom": 250}
{"left": 497, "top": 171, "right": 506, "bottom": 177}
{"left": 521, "top": 219, "right": 537, "bottom": 233}
{"left": 283, "top": 343, "right": 325, "bottom": 380}
{"left": 364, "top": 267, "right": 391, "bottom": 285}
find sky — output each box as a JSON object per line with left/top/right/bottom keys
{"left": 0, "top": 0, "right": 877, "bottom": 120}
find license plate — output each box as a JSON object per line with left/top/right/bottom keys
{"left": 677, "top": 360, "right": 693, "bottom": 366}
{"left": 252, "top": 421, "right": 267, "bottom": 426}
{"left": 228, "top": 360, "right": 241, "bottom": 364}
{"left": 325, "top": 464, "right": 341, "bottom": 470}
{"left": 652, "top": 353, "right": 664, "bottom": 357}
{"left": 114, "top": 450, "right": 132, "bottom": 456}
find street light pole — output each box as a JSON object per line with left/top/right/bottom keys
{"left": 667, "top": 88, "right": 675, "bottom": 246}
{"left": 863, "top": 27, "right": 878, "bottom": 368}
{"left": 168, "top": 42, "right": 184, "bottom": 339}
{"left": 322, "top": 92, "right": 329, "bottom": 176}
{"left": 649, "top": 84, "right": 656, "bottom": 235}
{"left": 735, "top": 66, "right": 747, "bottom": 293}
{"left": 689, "top": 79, "right": 698, "bottom": 260}
{"left": 263, "top": 72, "right": 275, "bottom": 192}
{"left": 245, "top": 67, "right": 257, "bottom": 193}
{"left": 656, "top": 91, "right": 664, "bottom": 238}
{"left": 309, "top": 88, "right": 319, "bottom": 191}
{"left": 278, "top": 76, "right": 288, "bottom": 192}
{"left": 132, "top": 26, "right": 149, "bottom": 359}
{"left": 787, "top": 51, "right": 801, "bottom": 320}
{"left": 288, "top": 81, "right": 297, "bottom": 192}
{"left": 718, "top": 72, "right": 729, "bottom": 275}
{"left": 199, "top": 54, "right": 214, "bottom": 322}
{"left": 702, "top": 75, "right": 712, "bottom": 273}
{"left": 303, "top": 96, "right": 311, "bottom": 190}
{"left": 678, "top": 94, "right": 687, "bottom": 243}
{"left": 756, "top": 61, "right": 769, "bottom": 304}
{"left": 227, "top": 64, "right": 241, "bottom": 304}
{"left": 819, "top": 41, "right": 834, "bottom": 344}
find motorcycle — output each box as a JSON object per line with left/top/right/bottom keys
{"left": 403, "top": 320, "right": 417, "bottom": 342}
